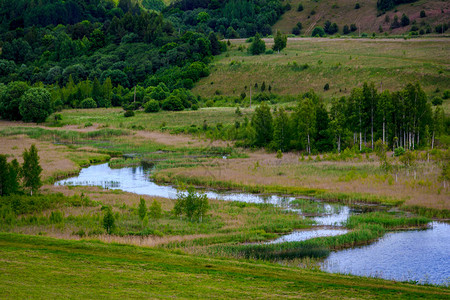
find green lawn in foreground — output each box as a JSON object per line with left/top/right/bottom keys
{"left": 0, "top": 233, "right": 448, "bottom": 299}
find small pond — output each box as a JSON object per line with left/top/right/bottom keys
{"left": 55, "top": 163, "right": 450, "bottom": 285}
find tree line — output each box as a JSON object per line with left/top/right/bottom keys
{"left": 0, "top": 145, "right": 42, "bottom": 196}
{"left": 236, "top": 83, "right": 446, "bottom": 154}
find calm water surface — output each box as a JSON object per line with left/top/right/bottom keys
{"left": 321, "top": 222, "right": 450, "bottom": 285}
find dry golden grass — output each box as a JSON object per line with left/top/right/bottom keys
{"left": 155, "top": 150, "right": 450, "bottom": 210}
{"left": 0, "top": 134, "right": 79, "bottom": 179}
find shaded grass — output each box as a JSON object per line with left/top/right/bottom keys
{"left": 0, "top": 233, "right": 448, "bottom": 298}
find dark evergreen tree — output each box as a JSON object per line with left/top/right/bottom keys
{"left": 21, "top": 144, "right": 42, "bottom": 195}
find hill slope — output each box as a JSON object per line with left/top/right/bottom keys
{"left": 273, "top": 0, "right": 450, "bottom": 35}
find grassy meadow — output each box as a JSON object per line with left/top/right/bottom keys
{"left": 193, "top": 38, "right": 450, "bottom": 100}
{"left": 1, "top": 233, "right": 449, "bottom": 299}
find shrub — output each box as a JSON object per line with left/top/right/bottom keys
{"left": 311, "top": 27, "right": 325, "bottom": 37}
{"left": 173, "top": 188, "right": 209, "bottom": 222}
{"left": 102, "top": 207, "right": 115, "bottom": 234}
{"left": 248, "top": 33, "right": 266, "bottom": 55}
{"left": 350, "top": 24, "right": 357, "bottom": 32}
{"left": 420, "top": 10, "right": 426, "bottom": 18}
{"left": 138, "top": 198, "right": 147, "bottom": 221}
{"left": 19, "top": 88, "right": 53, "bottom": 122}
{"left": 144, "top": 100, "right": 160, "bottom": 113}
{"left": 324, "top": 83, "right": 330, "bottom": 91}
{"left": 149, "top": 199, "right": 162, "bottom": 219}
{"left": 343, "top": 25, "right": 350, "bottom": 34}
{"left": 401, "top": 14, "right": 410, "bottom": 27}
{"left": 355, "top": 3, "right": 360, "bottom": 9}
{"left": 432, "top": 97, "right": 443, "bottom": 106}
{"left": 162, "top": 95, "right": 184, "bottom": 111}
{"left": 443, "top": 90, "right": 450, "bottom": 99}
{"left": 124, "top": 110, "right": 134, "bottom": 117}
{"left": 49, "top": 211, "right": 64, "bottom": 223}
{"left": 394, "top": 147, "right": 405, "bottom": 157}
{"left": 191, "top": 104, "right": 199, "bottom": 110}
{"left": 80, "top": 98, "right": 97, "bottom": 109}
{"left": 297, "top": 3, "right": 303, "bottom": 12}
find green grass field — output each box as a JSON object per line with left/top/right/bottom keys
{"left": 193, "top": 38, "right": 450, "bottom": 101}
{"left": 0, "top": 233, "right": 448, "bottom": 299}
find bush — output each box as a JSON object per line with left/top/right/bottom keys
{"left": 162, "top": 95, "right": 184, "bottom": 111}
{"left": 323, "top": 83, "right": 330, "bottom": 91}
{"left": 343, "top": 25, "right": 350, "bottom": 34}
{"left": 394, "top": 147, "right": 405, "bottom": 157}
{"left": 149, "top": 199, "right": 162, "bottom": 219}
{"left": 19, "top": 88, "right": 52, "bottom": 123}
{"left": 173, "top": 188, "right": 209, "bottom": 222}
{"left": 432, "top": 97, "right": 443, "bottom": 106}
{"left": 191, "top": 104, "right": 199, "bottom": 110}
{"left": 297, "top": 3, "right": 303, "bottom": 12}
{"left": 311, "top": 27, "right": 325, "bottom": 37}
{"left": 355, "top": 3, "right": 360, "bottom": 9}
{"left": 265, "top": 49, "right": 274, "bottom": 54}
{"left": 80, "top": 98, "right": 97, "bottom": 109}
{"left": 248, "top": 33, "right": 266, "bottom": 55}
{"left": 443, "top": 90, "right": 450, "bottom": 99}
{"left": 49, "top": 211, "right": 64, "bottom": 223}
{"left": 124, "top": 110, "right": 135, "bottom": 117}
{"left": 144, "top": 100, "right": 160, "bottom": 113}
{"left": 102, "top": 207, "right": 115, "bottom": 234}
{"left": 401, "top": 14, "right": 410, "bottom": 27}
{"left": 420, "top": 10, "right": 426, "bottom": 18}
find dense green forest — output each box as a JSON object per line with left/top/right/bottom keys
{"left": 165, "top": 0, "right": 287, "bottom": 38}
{"left": 0, "top": 0, "right": 230, "bottom": 121}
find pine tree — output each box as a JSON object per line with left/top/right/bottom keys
{"left": 273, "top": 30, "right": 287, "bottom": 53}
{"left": 22, "top": 144, "right": 42, "bottom": 195}
{"left": 138, "top": 197, "right": 147, "bottom": 221}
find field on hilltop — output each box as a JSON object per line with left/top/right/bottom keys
{"left": 273, "top": 0, "right": 450, "bottom": 36}
{"left": 192, "top": 37, "right": 450, "bottom": 100}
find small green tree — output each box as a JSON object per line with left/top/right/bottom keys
{"left": 103, "top": 207, "right": 115, "bottom": 234}
{"left": 248, "top": 33, "right": 266, "bottom": 55}
{"left": 138, "top": 197, "right": 147, "bottom": 221}
{"left": 173, "top": 188, "right": 209, "bottom": 222}
{"left": 273, "top": 30, "right": 287, "bottom": 53}
{"left": 22, "top": 145, "right": 42, "bottom": 195}
{"left": 374, "top": 139, "right": 391, "bottom": 172}
{"left": 149, "top": 199, "right": 162, "bottom": 219}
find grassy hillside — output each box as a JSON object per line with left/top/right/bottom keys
{"left": 192, "top": 38, "right": 450, "bottom": 99}
{"left": 0, "top": 233, "right": 448, "bottom": 298}
{"left": 274, "top": 0, "right": 450, "bottom": 36}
